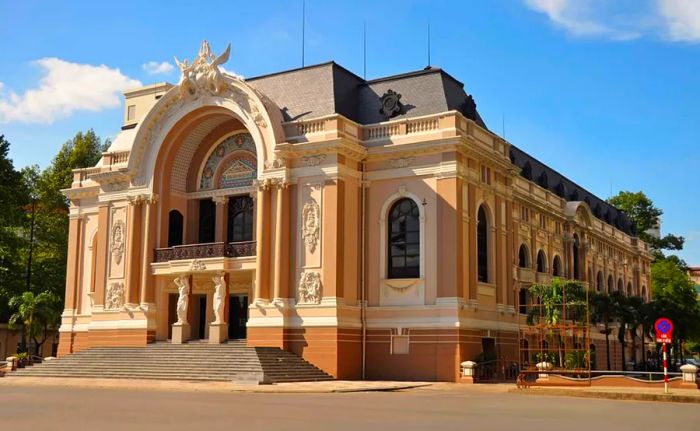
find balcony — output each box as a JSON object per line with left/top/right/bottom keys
{"left": 154, "top": 241, "right": 256, "bottom": 263}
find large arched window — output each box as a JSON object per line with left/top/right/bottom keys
{"left": 228, "top": 196, "right": 254, "bottom": 242}
{"left": 536, "top": 250, "right": 547, "bottom": 273}
{"left": 388, "top": 198, "right": 420, "bottom": 279}
{"left": 607, "top": 275, "right": 614, "bottom": 294}
{"left": 617, "top": 279, "right": 624, "bottom": 293}
{"left": 626, "top": 281, "right": 633, "bottom": 297}
{"left": 168, "top": 210, "right": 184, "bottom": 247}
{"left": 477, "top": 205, "right": 490, "bottom": 283}
{"left": 552, "top": 255, "right": 563, "bottom": 277}
{"left": 596, "top": 271, "right": 604, "bottom": 292}
{"left": 518, "top": 244, "right": 530, "bottom": 268}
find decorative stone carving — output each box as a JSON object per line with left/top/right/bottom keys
{"left": 110, "top": 220, "right": 125, "bottom": 265}
{"left": 302, "top": 198, "right": 320, "bottom": 253}
{"left": 190, "top": 259, "right": 206, "bottom": 272}
{"left": 264, "top": 157, "right": 286, "bottom": 169}
{"left": 105, "top": 282, "right": 124, "bottom": 310}
{"left": 379, "top": 89, "right": 403, "bottom": 118}
{"left": 212, "top": 274, "right": 226, "bottom": 324}
{"left": 174, "top": 40, "right": 233, "bottom": 100}
{"left": 174, "top": 276, "right": 190, "bottom": 324}
{"left": 298, "top": 271, "right": 321, "bottom": 304}
{"left": 301, "top": 155, "right": 326, "bottom": 166}
{"left": 390, "top": 157, "right": 414, "bottom": 168}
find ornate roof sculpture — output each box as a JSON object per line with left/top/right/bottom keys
{"left": 174, "top": 40, "right": 235, "bottom": 100}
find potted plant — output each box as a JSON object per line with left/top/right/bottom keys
{"left": 15, "top": 352, "right": 28, "bottom": 368}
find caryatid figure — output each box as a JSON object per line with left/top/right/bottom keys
{"left": 212, "top": 274, "right": 226, "bottom": 324}
{"left": 174, "top": 276, "right": 190, "bottom": 324}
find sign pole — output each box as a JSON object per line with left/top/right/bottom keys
{"left": 662, "top": 342, "right": 668, "bottom": 394}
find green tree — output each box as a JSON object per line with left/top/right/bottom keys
{"left": 8, "top": 291, "right": 60, "bottom": 356}
{"left": 607, "top": 191, "right": 684, "bottom": 254}
{"left": 0, "top": 135, "right": 30, "bottom": 320}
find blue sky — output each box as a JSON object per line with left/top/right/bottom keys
{"left": 1, "top": 0, "right": 699, "bottom": 263}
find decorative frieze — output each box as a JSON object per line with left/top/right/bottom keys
{"left": 301, "top": 154, "right": 326, "bottom": 166}
{"left": 190, "top": 259, "right": 207, "bottom": 272}
{"left": 297, "top": 271, "right": 321, "bottom": 304}
{"left": 390, "top": 157, "right": 414, "bottom": 169}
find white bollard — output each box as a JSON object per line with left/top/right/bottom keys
{"left": 461, "top": 361, "right": 477, "bottom": 377}
{"left": 680, "top": 364, "right": 698, "bottom": 383}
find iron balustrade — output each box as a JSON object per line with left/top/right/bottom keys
{"left": 153, "top": 241, "right": 256, "bottom": 263}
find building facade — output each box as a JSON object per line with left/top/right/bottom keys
{"left": 58, "top": 41, "right": 652, "bottom": 381}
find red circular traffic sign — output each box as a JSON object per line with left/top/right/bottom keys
{"left": 654, "top": 317, "right": 673, "bottom": 343}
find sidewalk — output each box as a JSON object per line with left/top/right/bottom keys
{"left": 0, "top": 376, "right": 433, "bottom": 393}
{"left": 509, "top": 385, "right": 700, "bottom": 404}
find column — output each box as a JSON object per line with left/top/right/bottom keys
{"left": 139, "top": 194, "right": 158, "bottom": 305}
{"left": 213, "top": 196, "right": 227, "bottom": 243}
{"left": 322, "top": 179, "right": 345, "bottom": 299}
{"left": 92, "top": 204, "right": 110, "bottom": 307}
{"left": 467, "top": 183, "right": 478, "bottom": 301}
{"left": 64, "top": 215, "right": 84, "bottom": 312}
{"left": 436, "top": 177, "right": 462, "bottom": 299}
{"left": 494, "top": 195, "right": 503, "bottom": 304}
{"left": 505, "top": 199, "right": 515, "bottom": 307}
{"left": 254, "top": 182, "right": 271, "bottom": 303}
{"left": 125, "top": 196, "right": 143, "bottom": 305}
{"left": 273, "top": 182, "right": 290, "bottom": 303}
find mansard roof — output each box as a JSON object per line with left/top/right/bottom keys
{"left": 247, "top": 61, "right": 487, "bottom": 127}
{"left": 509, "top": 146, "right": 636, "bottom": 236}
{"left": 247, "top": 61, "right": 635, "bottom": 237}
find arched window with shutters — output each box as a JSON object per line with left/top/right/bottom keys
{"left": 387, "top": 198, "right": 420, "bottom": 279}
{"left": 228, "top": 195, "right": 254, "bottom": 242}
{"left": 536, "top": 250, "right": 547, "bottom": 273}
{"left": 477, "top": 205, "right": 490, "bottom": 283}
{"left": 518, "top": 244, "right": 530, "bottom": 268}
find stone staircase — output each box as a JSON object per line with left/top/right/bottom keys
{"left": 9, "top": 341, "right": 333, "bottom": 383}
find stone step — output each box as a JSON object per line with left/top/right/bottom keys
{"left": 11, "top": 343, "right": 332, "bottom": 383}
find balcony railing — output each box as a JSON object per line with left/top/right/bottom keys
{"left": 153, "top": 241, "right": 256, "bottom": 263}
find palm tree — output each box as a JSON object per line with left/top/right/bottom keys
{"left": 527, "top": 278, "right": 587, "bottom": 368}
{"left": 590, "top": 292, "right": 615, "bottom": 370}
{"left": 626, "top": 296, "right": 645, "bottom": 369}
{"left": 8, "top": 291, "right": 59, "bottom": 357}
{"left": 611, "top": 291, "right": 631, "bottom": 370}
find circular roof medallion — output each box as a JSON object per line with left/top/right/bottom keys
{"left": 379, "top": 89, "right": 402, "bottom": 118}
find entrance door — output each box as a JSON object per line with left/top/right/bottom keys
{"left": 228, "top": 295, "right": 248, "bottom": 339}
{"left": 191, "top": 295, "right": 207, "bottom": 340}
{"left": 167, "top": 293, "right": 177, "bottom": 339}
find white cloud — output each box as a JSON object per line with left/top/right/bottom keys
{"left": 657, "top": 0, "right": 700, "bottom": 41}
{"left": 524, "top": 0, "right": 641, "bottom": 40}
{"left": 0, "top": 58, "right": 141, "bottom": 124}
{"left": 142, "top": 60, "right": 174, "bottom": 75}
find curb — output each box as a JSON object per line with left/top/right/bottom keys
{"left": 508, "top": 387, "right": 700, "bottom": 404}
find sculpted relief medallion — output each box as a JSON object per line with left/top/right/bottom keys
{"left": 302, "top": 198, "right": 320, "bottom": 253}
{"left": 111, "top": 220, "right": 125, "bottom": 265}
{"left": 298, "top": 271, "right": 321, "bottom": 305}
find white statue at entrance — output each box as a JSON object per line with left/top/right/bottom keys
{"left": 212, "top": 274, "right": 226, "bottom": 324}
{"left": 174, "top": 276, "right": 190, "bottom": 324}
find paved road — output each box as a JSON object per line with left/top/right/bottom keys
{"left": 1, "top": 385, "right": 698, "bottom": 430}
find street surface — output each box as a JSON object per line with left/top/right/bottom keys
{"left": 1, "top": 384, "right": 698, "bottom": 430}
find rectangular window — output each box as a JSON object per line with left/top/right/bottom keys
{"left": 521, "top": 206, "right": 530, "bottom": 222}
{"left": 480, "top": 165, "right": 492, "bottom": 185}
{"left": 540, "top": 214, "right": 546, "bottom": 229}
{"left": 198, "top": 199, "right": 216, "bottom": 243}
{"left": 126, "top": 105, "right": 136, "bottom": 121}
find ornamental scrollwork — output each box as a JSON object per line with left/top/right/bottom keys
{"left": 111, "top": 220, "right": 125, "bottom": 265}
{"left": 298, "top": 271, "right": 321, "bottom": 305}
{"left": 105, "top": 282, "right": 125, "bottom": 310}
{"left": 302, "top": 197, "right": 320, "bottom": 253}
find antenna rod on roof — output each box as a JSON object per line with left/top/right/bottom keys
{"left": 427, "top": 23, "right": 431, "bottom": 67}
{"left": 301, "top": 0, "right": 306, "bottom": 67}
{"left": 363, "top": 22, "right": 367, "bottom": 79}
